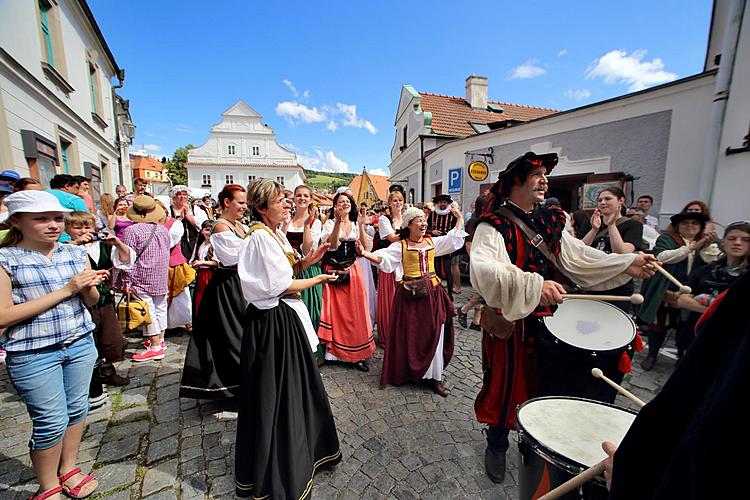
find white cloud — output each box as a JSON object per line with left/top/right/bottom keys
{"left": 585, "top": 49, "right": 677, "bottom": 92}
{"left": 298, "top": 149, "right": 350, "bottom": 173}
{"left": 143, "top": 144, "right": 161, "bottom": 152}
{"left": 281, "top": 143, "right": 299, "bottom": 152}
{"left": 564, "top": 89, "right": 592, "bottom": 101}
{"left": 302, "top": 90, "right": 310, "bottom": 99}
{"left": 335, "top": 103, "right": 377, "bottom": 134}
{"left": 282, "top": 79, "right": 298, "bottom": 97}
{"left": 326, "top": 121, "right": 338, "bottom": 132}
{"left": 508, "top": 60, "right": 547, "bottom": 79}
{"left": 368, "top": 168, "right": 388, "bottom": 176}
{"left": 175, "top": 124, "right": 194, "bottom": 133}
{"left": 275, "top": 101, "right": 327, "bottom": 124}
{"left": 558, "top": 49, "right": 568, "bottom": 57}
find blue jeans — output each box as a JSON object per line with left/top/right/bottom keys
{"left": 6, "top": 333, "right": 97, "bottom": 450}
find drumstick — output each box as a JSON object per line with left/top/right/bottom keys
{"left": 652, "top": 263, "right": 692, "bottom": 294}
{"left": 591, "top": 368, "right": 646, "bottom": 408}
{"left": 563, "top": 293, "right": 644, "bottom": 304}
{"left": 537, "top": 461, "right": 606, "bottom": 500}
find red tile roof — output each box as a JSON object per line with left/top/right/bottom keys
{"left": 349, "top": 171, "right": 391, "bottom": 204}
{"left": 130, "top": 155, "right": 164, "bottom": 172}
{"left": 417, "top": 92, "right": 559, "bottom": 138}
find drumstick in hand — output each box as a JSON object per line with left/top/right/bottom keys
{"left": 563, "top": 294, "right": 644, "bottom": 304}
{"left": 537, "top": 461, "right": 606, "bottom": 500}
{"left": 591, "top": 368, "right": 646, "bottom": 408}
{"left": 652, "top": 263, "right": 692, "bottom": 294}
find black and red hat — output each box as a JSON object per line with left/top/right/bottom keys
{"left": 497, "top": 152, "right": 558, "bottom": 181}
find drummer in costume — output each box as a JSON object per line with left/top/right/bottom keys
{"left": 235, "top": 179, "right": 341, "bottom": 499}
{"left": 372, "top": 188, "right": 404, "bottom": 347}
{"left": 469, "top": 152, "right": 657, "bottom": 483}
{"left": 180, "top": 184, "right": 248, "bottom": 399}
{"left": 317, "top": 191, "right": 376, "bottom": 371}
{"left": 357, "top": 206, "right": 467, "bottom": 396}
{"left": 286, "top": 184, "right": 325, "bottom": 360}
{"left": 427, "top": 194, "right": 460, "bottom": 299}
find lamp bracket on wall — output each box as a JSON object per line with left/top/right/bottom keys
{"left": 465, "top": 147, "right": 494, "bottom": 164}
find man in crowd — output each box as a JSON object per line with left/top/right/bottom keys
{"left": 470, "top": 151, "right": 657, "bottom": 483}
{"left": 115, "top": 184, "right": 127, "bottom": 198}
{"left": 637, "top": 194, "right": 659, "bottom": 230}
{"left": 428, "top": 194, "right": 461, "bottom": 297}
{"left": 626, "top": 206, "right": 660, "bottom": 250}
{"left": 75, "top": 175, "right": 95, "bottom": 212}
{"left": 0, "top": 169, "right": 20, "bottom": 223}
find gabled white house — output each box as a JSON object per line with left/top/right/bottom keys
{"left": 186, "top": 100, "right": 305, "bottom": 198}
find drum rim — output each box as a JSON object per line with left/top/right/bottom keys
{"left": 543, "top": 299, "right": 636, "bottom": 352}
{"left": 516, "top": 396, "right": 637, "bottom": 473}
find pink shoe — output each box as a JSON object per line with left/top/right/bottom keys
{"left": 143, "top": 339, "right": 167, "bottom": 350}
{"left": 132, "top": 347, "right": 165, "bottom": 362}
{"left": 0, "top": 349, "right": 6, "bottom": 365}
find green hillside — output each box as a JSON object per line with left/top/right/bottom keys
{"left": 304, "top": 169, "right": 356, "bottom": 192}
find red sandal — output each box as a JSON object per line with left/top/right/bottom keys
{"left": 29, "top": 485, "right": 63, "bottom": 499}
{"left": 57, "top": 468, "right": 97, "bottom": 499}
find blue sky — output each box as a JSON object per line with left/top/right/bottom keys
{"left": 90, "top": 0, "right": 713, "bottom": 176}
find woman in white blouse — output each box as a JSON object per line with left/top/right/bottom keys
{"left": 374, "top": 190, "right": 404, "bottom": 347}
{"left": 317, "top": 192, "right": 376, "bottom": 371}
{"left": 234, "top": 179, "right": 340, "bottom": 499}
{"left": 180, "top": 185, "right": 248, "bottom": 400}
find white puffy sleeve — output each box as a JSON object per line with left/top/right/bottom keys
{"left": 557, "top": 231, "right": 635, "bottom": 290}
{"left": 310, "top": 219, "right": 323, "bottom": 251}
{"left": 469, "top": 222, "right": 544, "bottom": 321}
{"left": 379, "top": 216, "right": 395, "bottom": 238}
{"left": 110, "top": 244, "right": 136, "bottom": 270}
{"left": 238, "top": 229, "right": 293, "bottom": 309}
{"left": 193, "top": 207, "right": 208, "bottom": 228}
{"left": 373, "top": 241, "right": 404, "bottom": 277}
{"left": 168, "top": 220, "right": 183, "bottom": 249}
{"left": 320, "top": 219, "right": 335, "bottom": 246}
{"left": 210, "top": 231, "right": 242, "bottom": 266}
{"left": 432, "top": 228, "right": 468, "bottom": 257}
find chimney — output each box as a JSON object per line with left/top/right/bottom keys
{"left": 465, "top": 75, "right": 488, "bottom": 109}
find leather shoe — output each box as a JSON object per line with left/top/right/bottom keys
{"left": 354, "top": 361, "right": 369, "bottom": 372}
{"left": 485, "top": 448, "right": 507, "bottom": 483}
{"left": 457, "top": 309, "right": 468, "bottom": 328}
{"left": 102, "top": 373, "right": 130, "bottom": 386}
{"left": 433, "top": 380, "right": 450, "bottom": 397}
{"left": 640, "top": 356, "right": 655, "bottom": 371}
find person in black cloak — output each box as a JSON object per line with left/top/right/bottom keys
{"left": 603, "top": 269, "right": 750, "bottom": 499}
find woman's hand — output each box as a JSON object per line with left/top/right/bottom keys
{"left": 689, "top": 235, "right": 711, "bottom": 251}
{"left": 602, "top": 210, "right": 619, "bottom": 227}
{"left": 450, "top": 205, "right": 462, "bottom": 219}
{"left": 335, "top": 206, "right": 347, "bottom": 222}
{"left": 306, "top": 242, "right": 331, "bottom": 267}
{"left": 66, "top": 270, "right": 106, "bottom": 295}
{"left": 316, "top": 273, "right": 339, "bottom": 285}
{"left": 590, "top": 209, "right": 602, "bottom": 230}
{"left": 355, "top": 240, "right": 365, "bottom": 256}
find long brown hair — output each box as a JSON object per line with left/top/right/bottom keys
{"left": 0, "top": 217, "right": 23, "bottom": 249}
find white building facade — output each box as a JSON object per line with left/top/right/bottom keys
{"left": 186, "top": 100, "right": 305, "bottom": 198}
{"left": 388, "top": 0, "right": 750, "bottom": 227}
{"left": 0, "top": 0, "right": 131, "bottom": 197}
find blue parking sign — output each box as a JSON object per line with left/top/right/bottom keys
{"left": 448, "top": 168, "right": 461, "bottom": 194}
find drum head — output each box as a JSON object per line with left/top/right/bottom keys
{"left": 518, "top": 397, "right": 636, "bottom": 468}
{"left": 544, "top": 299, "right": 635, "bottom": 351}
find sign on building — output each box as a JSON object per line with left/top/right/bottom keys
{"left": 448, "top": 168, "right": 462, "bottom": 194}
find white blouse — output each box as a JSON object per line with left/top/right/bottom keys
{"left": 470, "top": 223, "right": 636, "bottom": 321}
{"left": 210, "top": 231, "right": 244, "bottom": 266}
{"left": 237, "top": 225, "right": 318, "bottom": 350}
{"left": 168, "top": 220, "right": 184, "bottom": 249}
{"left": 286, "top": 218, "right": 323, "bottom": 253}
{"left": 321, "top": 218, "right": 360, "bottom": 243}
{"left": 84, "top": 242, "right": 136, "bottom": 270}
{"left": 378, "top": 216, "right": 400, "bottom": 238}
{"left": 373, "top": 228, "right": 468, "bottom": 281}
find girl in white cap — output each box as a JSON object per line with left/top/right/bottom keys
{"left": 0, "top": 190, "right": 107, "bottom": 499}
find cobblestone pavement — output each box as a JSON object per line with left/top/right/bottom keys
{"left": 1, "top": 288, "right": 674, "bottom": 499}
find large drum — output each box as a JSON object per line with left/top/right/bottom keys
{"left": 538, "top": 299, "right": 636, "bottom": 403}
{"left": 517, "top": 397, "right": 637, "bottom": 500}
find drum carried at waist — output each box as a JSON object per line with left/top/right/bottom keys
{"left": 538, "top": 299, "right": 637, "bottom": 404}
{"left": 517, "top": 396, "right": 636, "bottom": 500}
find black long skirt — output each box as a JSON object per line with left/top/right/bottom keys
{"left": 180, "top": 267, "right": 245, "bottom": 399}
{"left": 235, "top": 301, "right": 341, "bottom": 499}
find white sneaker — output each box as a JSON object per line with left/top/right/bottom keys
{"left": 89, "top": 392, "right": 109, "bottom": 410}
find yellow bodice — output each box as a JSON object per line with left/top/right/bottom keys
{"left": 401, "top": 238, "right": 440, "bottom": 286}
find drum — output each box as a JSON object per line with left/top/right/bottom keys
{"left": 517, "top": 397, "right": 637, "bottom": 500}
{"left": 538, "top": 299, "right": 636, "bottom": 403}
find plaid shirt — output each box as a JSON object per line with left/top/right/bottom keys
{"left": 0, "top": 244, "right": 95, "bottom": 352}
{"left": 119, "top": 222, "right": 170, "bottom": 296}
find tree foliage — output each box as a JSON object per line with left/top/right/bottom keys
{"left": 165, "top": 144, "right": 193, "bottom": 186}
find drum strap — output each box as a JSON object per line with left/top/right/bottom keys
{"left": 496, "top": 207, "right": 575, "bottom": 284}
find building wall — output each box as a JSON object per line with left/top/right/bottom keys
{"left": 187, "top": 166, "right": 305, "bottom": 199}
{"left": 0, "top": 0, "right": 121, "bottom": 193}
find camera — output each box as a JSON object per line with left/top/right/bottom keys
{"left": 91, "top": 230, "right": 112, "bottom": 241}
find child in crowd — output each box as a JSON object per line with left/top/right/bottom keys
{"left": 0, "top": 191, "right": 106, "bottom": 499}
{"left": 64, "top": 211, "right": 135, "bottom": 394}
{"left": 190, "top": 219, "right": 218, "bottom": 314}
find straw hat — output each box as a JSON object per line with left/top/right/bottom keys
{"left": 126, "top": 195, "right": 165, "bottom": 223}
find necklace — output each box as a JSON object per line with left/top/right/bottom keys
{"left": 220, "top": 217, "right": 244, "bottom": 235}
{"left": 408, "top": 236, "right": 424, "bottom": 244}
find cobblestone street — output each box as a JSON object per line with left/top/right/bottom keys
{"left": 1, "top": 291, "right": 673, "bottom": 499}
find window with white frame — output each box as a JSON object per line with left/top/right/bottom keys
{"left": 227, "top": 144, "right": 236, "bottom": 155}
{"left": 202, "top": 174, "right": 211, "bottom": 186}
{"left": 276, "top": 176, "right": 285, "bottom": 186}
{"left": 225, "top": 174, "right": 234, "bottom": 184}
{"left": 252, "top": 145, "right": 260, "bottom": 156}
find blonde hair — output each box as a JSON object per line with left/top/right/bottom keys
{"left": 65, "top": 211, "right": 96, "bottom": 228}
{"left": 388, "top": 191, "right": 404, "bottom": 205}
{"left": 100, "top": 193, "right": 116, "bottom": 216}
{"left": 247, "top": 178, "right": 283, "bottom": 220}
{"left": 0, "top": 225, "right": 23, "bottom": 248}
{"left": 153, "top": 199, "right": 169, "bottom": 224}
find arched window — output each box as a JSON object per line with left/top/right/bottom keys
{"left": 408, "top": 188, "right": 415, "bottom": 204}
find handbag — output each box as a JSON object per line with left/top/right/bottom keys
{"left": 117, "top": 288, "right": 152, "bottom": 331}
{"left": 402, "top": 274, "right": 431, "bottom": 300}
{"left": 114, "top": 224, "right": 158, "bottom": 331}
